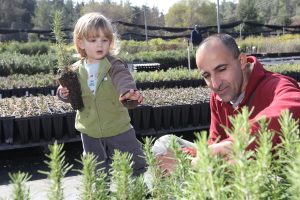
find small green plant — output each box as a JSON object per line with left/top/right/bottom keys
{"left": 110, "top": 150, "right": 146, "bottom": 200}
{"left": 77, "top": 153, "right": 109, "bottom": 200}
{"left": 39, "top": 141, "right": 72, "bottom": 200}
{"left": 52, "top": 10, "right": 84, "bottom": 110}
{"left": 8, "top": 171, "right": 31, "bottom": 200}
{"left": 52, "top": 11, "right": 71, "bottom": 72}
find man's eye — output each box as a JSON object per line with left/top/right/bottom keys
{"left": 202, "top": 74, "right": 209, "bottom": 79}
{"left": 219, "top": 66, "right": 226, "bottom": 71}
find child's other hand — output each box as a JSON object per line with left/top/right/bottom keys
{"left": 58, "top": 86, "right": 69, "bottom": 98}
{"left": 119, "top": 89, "right": 144, "bottom": 104}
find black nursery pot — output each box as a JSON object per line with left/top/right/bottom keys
{"left": 40, "top": 114, "right": 53, "bottom": 141}
{"left": 52, "top": 113, "right": 64, "bottom": 140}
{"left": 180, "top": 104, "right": 191, "bottom": 128}
{"left": 0, "top": 119, "right": 2, "bottom": 144}
{"left": 172, "top": 105, "right": 181, "bottom": 129}
{"left": 65, "top": 112, "right": 77, "bottom": 138}
{"left": 191, "top": 103, "right": 201, "bottom": 126}
{"left": 1, "top": 116, "right": 15, "bottom": 144}
{"left": 162, "top": 106, "right": 172, "bottom": 130}
{"left": 28, "top": 116, "right": 41, "bottom": 142}
{"left": 1, "top": 89, "right": 13, "bottom": 98}
{"left": 152, "top": 106, "right": 163, "bottom": 131}
{"left": 200, "top": 102, "right": 210, "bottom": 125}
{"left": 15, "top": 117, "right": 29, "bottom": 144}
{"left": 131, "top": 106, "right": 142, "bottom": 131}
{"left": 141, "top": 105, "right": 152, "bottom": 130}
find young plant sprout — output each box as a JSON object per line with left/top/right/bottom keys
{"left": 52, "top": 10, "right": 84, "bottom": 110}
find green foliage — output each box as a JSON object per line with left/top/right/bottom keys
{"left": 9, "top": 171, "right": 31, "bottom": 200}
{"left": 39, "top": 141, "right": 73, "bottom": 200}
{"left": 120, "top": 38, "right": 187, "bottom": 54}
{"left": 110, "top": 150, "right": 146, "bottom": 200}
{"left": 78, "top": 153, "right": 109, "bottom": 200}
{"left": 52, "top": 10, "right": 71, "bottom": 72}
{"left": 0, "top": 41, "right": 51, "bottom": 55}
{"left": 5, "top": 108, "right": 300, "bottom": 199}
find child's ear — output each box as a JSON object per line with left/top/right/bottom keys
{"left": 77, "top": 39, "right": 85, "bottom": 50}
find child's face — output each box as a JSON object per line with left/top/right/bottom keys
{"left": 78, "top": 29, "right": 111, "bottom": 64}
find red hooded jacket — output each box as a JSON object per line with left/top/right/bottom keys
{"left": 208, "top": 56, "right": 300, "bottom": 150}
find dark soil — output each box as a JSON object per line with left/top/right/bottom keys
{"left": 58, "top": 70, "right": 84, "bottom": 111}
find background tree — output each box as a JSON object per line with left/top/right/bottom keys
{"left": 165, "top": 0, "right": 216, "bottom": 28}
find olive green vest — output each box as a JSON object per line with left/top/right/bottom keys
{"left": 74, "top": 57, "right": 131, "bottom": 138}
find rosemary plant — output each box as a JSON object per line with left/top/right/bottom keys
{"left": 78, "top": 153, "right": 109, "bottom": 200}
{"left": 52, "top": 10, "right": 84, "bottom": 110}
{"left": 52, "top": 10, "right": 71, "bottom": 72}
{"left": 8, "top": 171, "right": 31, "bottom": 200}
{"left": 143, "top": 137, "right": 167, "bottom": 199}
{"left": 39, "top": 141, "right": 72, "bottom": 200}
{"left": 110, "top": 150, "right": 146, "bottom": 200}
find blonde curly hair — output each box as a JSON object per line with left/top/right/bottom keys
{"left": 73, "top": 12, "right": 119, "bottom": 58}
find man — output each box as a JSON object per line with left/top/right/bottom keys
{"left": 153, "top": 33, "right": 300, "bottom": 174}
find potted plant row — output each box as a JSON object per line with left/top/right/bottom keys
{"left": 0, "top": 87, "right": 211, "bottom": 148}
{"left": 1, "top": 64, "right": 299, "bottom": 98}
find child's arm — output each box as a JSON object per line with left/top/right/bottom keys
{"left": 109, "top": 59, "right": 143, "bottom": 109}
{"left": 56, "top": 85, "right": 71, "bottom": 103}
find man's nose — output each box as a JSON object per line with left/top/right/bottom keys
{"left": 210, "top": 76, "right": 221, "bottom": 90}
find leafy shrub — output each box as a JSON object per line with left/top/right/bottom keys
{"left": 0, "top": 41, "right": 52, "bottom": 55}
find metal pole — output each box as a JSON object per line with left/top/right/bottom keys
{"left": 239, "top": 23, "right": 243, "bottom": 40}
{"left": 216, "top": 0, "right": 220, "bottom": 33}
{"left": 144, "top": 7, "right": 148, "bottom": 44}
{"left": 187, "top": 41, "right": 191, "bottom": 71}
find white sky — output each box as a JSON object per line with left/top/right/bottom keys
{"left": 74, "top": 0, "right": 182, "bottom": 14}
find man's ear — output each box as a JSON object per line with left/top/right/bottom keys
{"left": 239, "top": 53, "right": 248, "bottom": 69}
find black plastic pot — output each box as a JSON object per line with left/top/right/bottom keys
{"left": 65, "top": 112, "right": 76, "bottom": 138}
{"left": 191, "top": 104, "right": 201, "bottom": 126}
{"left": 0, "top": 119, "right": 2, "bottom": 144}
{"left": 141, "top": 105, "right": 152, "bottom": 130}
{"left": 181, "top": 104, "right": 191, "bottom": 128}
{"left": 152, "top": 106, "right": 163, "bottom": 131}
{"left": 172, "top": 105, "right": 181, "bottom": 129}
{"left": 132, "top": 106, "right": 142, "bottom": 131}
{"left": 1, "top": 116, "right": 15, "bottom": 144}
{"left": 2, "top": 89, "right": 13, "bottom": 98}
{"left": 52, "top": 113, "right": 64, "bottom": 139}
{"left": 40, "top": 114, "right": 53, "bottom": 141}
{"left": 28, "top": 116, "right": 41, "bottom": 142}
{"left": 200, "top": 103, "right": 210, "bottom": 125}
{"left": 162, "top": 106, "right": 172, "bottom": 129}
{"left": 15, "top": 117, "right": 29, "bottom": 144}
{"left": 27, "top": 87, "right": 38, "bottom": 96}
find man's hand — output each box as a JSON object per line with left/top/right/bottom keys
{"left": 208, "top": 140, "right": 233, "bottom": 156}
{"left": 191, "top": 141, "right": 233, "bottom": 166}
{"left": 156, "top": 150, "right": 177, "bottom": 176}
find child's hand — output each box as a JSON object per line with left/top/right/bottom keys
{"left": 58, "top": 86, "right": 69, "bottom": 98}
{"left": 119, "top": 89, "right": 144, "bottom": 104}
